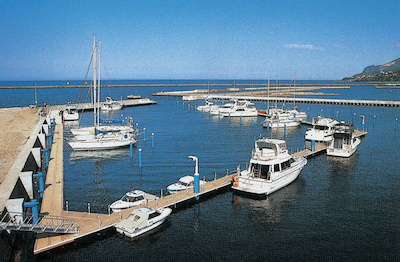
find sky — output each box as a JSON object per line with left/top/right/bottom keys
{"left": 0, "top": 0, "right": 399, "bottom": 80}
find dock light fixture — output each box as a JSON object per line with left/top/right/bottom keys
{"left": 188, "top": 156, "right": 200, "bottom": 194}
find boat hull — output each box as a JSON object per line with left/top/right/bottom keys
{"left": 232, "top": 158, "right": 307, "bottom": 196}
{"left": 327, "top": 138, "right": 361, "bottom": 157}
{"left": 69, "top": 138, "right": 136, "bottom": 151}
{"left": 115, "top": 208, "right": 172, "bottom": 238}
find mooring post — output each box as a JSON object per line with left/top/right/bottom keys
{"left": 138, "top": 149, "right": 142, "bottom": 168}
{"left": 188, "top": 156, "right": 200, "bottom": 194}
{"left": 311, "top": 140, "right": 315, "bottom": 151}
{"left": 42, "top": 147, "right": 50, "bottom": 168}
{"left": 373, "top": 115, "right": 376, "bottom": 127}
{"left": 33, "top": 172, "right": 45, "bottom": 198}
{"left": 396, "top": 117, "right": 399, "bottom": 130}
{"left": 129, "top": 142, "right": 133, "bottom": 158}
{"left": 283, "top": 124, "right": 287, "bottom": 138}
{"left": 143, "top": 128, "right": 146, "bottom": 140}
{"left": 151, "top": 133, "right": 155, "bottom": 148}
{"left": 360, "top": 115, "right": 365, "bottom": 131}
{"left": 23, "top": 199, "right": 39, "bottom": 224}
{"left": 66, "top": 200, "right": 69, "bottom": 213}
{"left": 87, "top": 202, "right": 91, "bottom": 214}
{"left": 336, "top": 110, "right": 339, "bottom": 119}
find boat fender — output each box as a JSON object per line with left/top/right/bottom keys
{"left": 233, "top": 182, "right": 239, "bottom": 187}
{"left": 233, "top": 175, "right": 239, "bottom": 182}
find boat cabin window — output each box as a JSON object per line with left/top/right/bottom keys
{"left": 281, "top": 158, "right": 295, "bottom": 171}
{"left": 273, "top": 164, "right": 280, "bottom": 173}
{"left": 180, "top": 181, "right": 193, "bottom": 187}
{"left": 122, "top": 195, "right": 144, "bottom": 202}
{"left": 148, "top": 212, "right": 160, "bottom": 220}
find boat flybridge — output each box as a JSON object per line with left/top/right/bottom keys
{"left": 327, "top": 122, "right": 361, "bottom": 157}
{"left": 110, "top": 190, "right": 159, "bottom": 212}
{"left": 305, "top": 116, "right": 340, "bottom": 142}
{"left": 115, "top": 207, "right": 172, "bottom": 238}
{"left": 232, "top": 138, "right": 307, "bottom": 197}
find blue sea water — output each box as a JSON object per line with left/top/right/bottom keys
{"left": 0, "top": 80, "right": 399, "bottom": 261}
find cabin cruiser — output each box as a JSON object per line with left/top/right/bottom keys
{"left": 196, "top": 100, "right": 219, "bottom": 112}
{"left": 63, "top": 104, "right": 79, "bottom": 121}
{"left": 210, "top": 100, "right": 235, "bottom": 115}
{"left": 327, "top": 122, "right": 361, "bottom": 157}
{"left": 101, "top": 96, "right": 123, "bottom": 111}
{"left": 305, "top": 116, "right": 339, "bottom": 142}
{"left": 211, "top": 100, "right": 258, "bottom": 117}
{"left": 115, "top": 207, "right": 172, "bottom": 238}
{"left": 110, "top": 190, "right": 159, "bottom": 212}
{"left": 232, "top": 138, "right": 307, "bottom": 197}
{"left": 167, "top": 175, "right": 206, "bottom": 194}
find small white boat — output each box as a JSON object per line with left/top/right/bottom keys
{"left": 305, "top": 116, "right": 339, "bottom": 142}
{"left": 63, "top": 104, "right": 79, "bottom": 121}
{"left": 327, "top": 122, "right": 361, "bottom": 157}
{"left": 115, "top": 207, "right": 172, "bottom": 238}
{"left": 110, "top": 190, "right": 158, "bottom": 212}
{"left": 167, "top": 175, "right": 206, "bottom": 194}
{"left": 101, "top": 96, "right": 123, "bottom": 111}
{"left": 258, "top": 108, "right": 307, "bottom": 121}
{"left": 232, "top": 138, "right": 307, "bottom": 197}
{"left": 196, "top": 100, "right": 219, "bottom": 112}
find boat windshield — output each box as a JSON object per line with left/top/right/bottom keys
{"left": 122, "top": 195, "right": 144, "bottom": 202}
{"left": 179, "top": 181, "right": 193, "bottom": 187}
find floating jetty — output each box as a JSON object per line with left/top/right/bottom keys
{"left": 33, "top": 123, "right": 233, "bottom": 254}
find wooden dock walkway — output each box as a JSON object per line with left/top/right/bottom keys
{"left": 34, "top": 123, "right": 233, "bottom": 254}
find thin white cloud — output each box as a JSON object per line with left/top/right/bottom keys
{"left": 284, "top": 44, "right": 324, "bottom": 50}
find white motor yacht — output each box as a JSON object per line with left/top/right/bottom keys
{"left": 63, "top": 104, "right": 79, "bottom": 121}
{"left": 327, "top": 122, "right": 361, "bottom": 157}
{"left": 101, "top": 96, "right": 123, "bottom": 111}
{"left": 167, "top": 175, "right": 206, "bottom": 194}
{"left": 262, "top": 111, "right": 300, "bottom": 128}
{"left": 196, "top": 100, "right": 219, "bottom": 112}
{"left": 115, "top": 207, "right": 172, "bottom": 238}
{"left": 232, "top": 138, "right": 307, "bottom": 197}
{"left": 211, "top": 100, "right": 258, "bottom": 117}
{"left": 110, "top": 190, "right": 159, "bottom": 212}
{"left": 305, "top": 116, "right": 339, "bottom": 142}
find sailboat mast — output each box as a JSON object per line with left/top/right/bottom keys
{"left": 293, "top": 72, "right": 296, "bottom": 109}
{"left": 93, "top": 36, "right": 97, "bottom": 128}
{"left": 267, "top": 78, "right": 270, "bottom": 111}
{"left": 97, "top": 41, "right": 102, "bottom": 127}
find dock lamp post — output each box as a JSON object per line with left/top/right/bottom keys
{"left": 188, "top": 156, "right": 200, "bottom": 194}
{"left": 360, "top": 115, "right": 365, "bottom": 131}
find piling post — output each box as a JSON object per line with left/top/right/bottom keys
{"left": 188, "top": 156, "right": 200, "bottom": 194}
{"left": 160, "top": 189, "right": 163, "bottom": 199}
{"left": 138, "top": 149, "right": 142, "bottom": 168}
{"left": 360, "top": 115, "right": 365, "bottom": 131}
{"left": 373, "top": 115, "right": 376, "bottom": 127}
{"left": 33, "top": 172, "right": 45, "bottom": 198}
{"left": 311, "top": 140, "right": 315, "bottom": 151}
{"left": 283, "top": 124, "right": 287, "bottom": 138}
{"left": 143, "top": 128, "right": 146, "bottom": 140}
{"left": 129, "top": 142, "right": 133, "bottom": 157}
{"left": 151, "top": 133, "right": 155, "bottom": 148}
{"left": 336, "top": 110, "right": 339, "bottom": 119}
{"left": 23, "top": 199, "right": 39, "bottom": 224}
{"left": 240, "top": 115, "right": 242, "bottom": 125}
{"left": 66, "top": 200, "right": 69, "bottom": 213}
{"left": 87, "top": 203, "right": 91, "bottom": 214}
{"left": 42, "top": 147, "right": 50, "bottom": 168}
{"left": 396, "top": 117, "right": 399, "bottom": 130}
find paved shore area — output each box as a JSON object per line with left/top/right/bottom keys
{"left": 0, "top": 107, "right": 40, "bottom": 185}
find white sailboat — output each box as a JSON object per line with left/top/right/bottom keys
{"left": 68, "top": 36, "right": 137, "bottom": 151}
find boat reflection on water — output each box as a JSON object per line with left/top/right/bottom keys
{"left": 69, "top": 148, "right": 131, "bottom": 161}
{"left": 232, "top": 178, "right": 305, "bottom": 223}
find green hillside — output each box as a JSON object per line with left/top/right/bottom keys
{"left": 343, "top": 58, "right": 400, "bottom": 82}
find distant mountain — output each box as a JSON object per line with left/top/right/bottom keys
{"left": 343, "top": 58, "right": 400, "bottom": 82}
